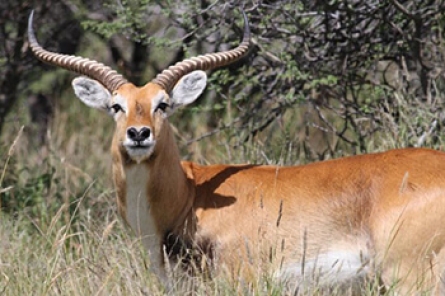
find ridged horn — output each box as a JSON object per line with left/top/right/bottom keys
{"left": 27, "top": 10, "right": 128, "bottom": 92}
{"left": 151, "top": 11, "right": 251, "bottom": 93}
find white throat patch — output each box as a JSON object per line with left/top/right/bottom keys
{"left": 125, "top": 165, "right": 163, "bottom": 276}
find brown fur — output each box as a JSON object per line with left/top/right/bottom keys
{"left": 111, "top": 82, "right": 445, "bottom": 294}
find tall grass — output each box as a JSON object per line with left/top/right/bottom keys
{"left": 0, "top": 85, "right": 443, "bottom": 295}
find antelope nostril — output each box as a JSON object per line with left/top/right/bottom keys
{"left": 127, "top": 127, "right": 138, "bottom": 140}
{"left": 127, "top": 127, "right": 151, "bottom": 142}
{"left": 140, "top": 127, "right": 151, "bottom": 140}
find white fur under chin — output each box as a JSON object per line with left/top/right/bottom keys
{"left": 125, "top": 165, "right": 165, "bottom": 281}
{"left": 125, "top": 147, "right": 155, "bottom": 163}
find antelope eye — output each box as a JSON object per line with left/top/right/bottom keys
{"left": 111, "top": 103, "right": 123, "bottom": 113}
{"left": 156, "top": 102, "right": 169, "bottom": 112}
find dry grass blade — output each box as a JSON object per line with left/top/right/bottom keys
{"left": 7, "top": 126, "right": 24, "bottom": 157}
{"left": 0, "top": 186, "right": 13, "bottom": 194}
{"left": 0, "top": 126, "right": 24, "bottom": 187}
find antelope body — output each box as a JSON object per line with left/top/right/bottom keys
{"left": 29, "top": 11, "right": 445, "bottom": 294}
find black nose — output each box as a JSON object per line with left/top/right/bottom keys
{"left": 127, "top": 127, "right": 151, "bottom": 142}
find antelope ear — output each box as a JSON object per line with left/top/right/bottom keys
{"left": 170, "top": 71, "right": 207, "bottom": 109}
{"left": 72, "top": 76, "right": 112, "bottom": 111}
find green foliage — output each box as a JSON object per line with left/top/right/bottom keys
{"left": 83, "top": 0, "right": 151, "bottom": 41}
{"left": 1, "top": 0, "right": 445, "bottom": 293}
{"left": 0, "top": 154, "right": 93, "bottom": 232}
{"left": 307, "top": 75, "right": 338, "bottom": 89}
{"left": 1, "top": 159, "right": 55, "bottom": 215}
{"left": 82, "top": 0, "right": 182, "bottom": 48}
{"left": 28, "top": 70, "right": 69, "bottom": 94}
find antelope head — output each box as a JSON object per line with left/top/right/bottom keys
{"left": 28, "top": 11, "right": 250, "bottom": 163}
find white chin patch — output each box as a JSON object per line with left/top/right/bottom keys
{"left": 125, "top": 145, "right": 155, "bottom": 163}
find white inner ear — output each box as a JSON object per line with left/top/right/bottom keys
{"left": 72, "top": 76, "right": 112, "bottom": 111}
{"left": 170, "top": 71, "right": 207, "bottom": 109}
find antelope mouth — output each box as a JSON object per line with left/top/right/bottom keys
{"left": 128, "top": 142, "right": 151, "bottom": 149}
{"left": 124, "top": 141, "right": 156, "bottom": 161}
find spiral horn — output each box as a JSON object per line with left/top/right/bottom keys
{"left": 151, "top": 11, "right": 251, "bottom": 93}
{"left": 28, "top": 10, "right": 128, "bottom": 92}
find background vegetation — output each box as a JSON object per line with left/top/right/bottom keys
{"left": 1, "top": 0, "right": 445, "bottom": 294}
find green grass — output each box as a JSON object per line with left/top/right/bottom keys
{"left": 1, "top": 86, "right": 443, "bottom": 295}
{"left": 0, "top": 211, "right": 389, "bottom": 295}
{"left": 0, "top": 210, "right": 165, "bottom": 295}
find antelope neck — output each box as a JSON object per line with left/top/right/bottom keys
{"left": 126, "top": 123, "right": 195, "bottom": 237}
